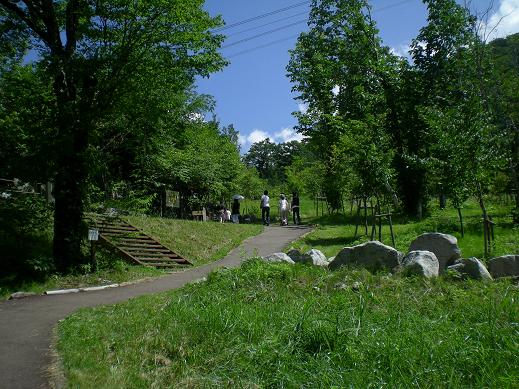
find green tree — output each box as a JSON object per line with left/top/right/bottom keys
{"left": 287, "top": 0, "right": 395, "bottom": 210}
{"left": 0, "top": 0, "right": 226, "bottom": 271}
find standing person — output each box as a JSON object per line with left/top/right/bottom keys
{"left": 231, "top": 198, "right": 240, "bottom": 223}
{"left": 291, "top": 192, "right": 301, "bottom": 225}
{"left": 279, "top": 193, "right": 289, "bottom": 226}
{"left": 260, "top": 190, "right": 270, "bottom": 226}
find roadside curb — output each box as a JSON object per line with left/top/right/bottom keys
{"left": 44, "top": 284, "right": 119, "bottom": 295}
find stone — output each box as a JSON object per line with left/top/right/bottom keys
{"left": 262, "top": 253, "right": 295, "bottom": 264}
{"left": 400, "top": 250, "right": 439, "bottom": 278}
{"left": 8, "top": 292, "right": 37, "bottom": 300}
{"left": 488, "top": 255, "right": 519, "bottom": 278}
{"left": 287, "top": 248, "right": 304, "bottom": 263}
{"left": 328, "top": 241, "right": 401, "bottom": 272}
{"left": 301, "top": 249, "right": 329, "bottom": 267}
{"left": 408, "top": 233, "right": 461, "bottom": 272}
{"left": 447, "top": 257, "right": 493, "bottom": 281}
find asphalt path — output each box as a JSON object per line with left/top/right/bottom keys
{"left": 0, "top": 224, "right": 312, "bottom": 389}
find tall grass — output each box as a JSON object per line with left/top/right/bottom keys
{"left": 58, "top": 260, "right": 518, "bottom": 388}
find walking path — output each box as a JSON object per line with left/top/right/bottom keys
{"left": 0, "top": 225, "right": 312, "bottom": 389}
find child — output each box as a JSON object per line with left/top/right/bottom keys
{"left": 279, "top": 193, "right": 289, "bottom": 226}
{"left": 260, "top": 190, "right": 270, "bottom": 226}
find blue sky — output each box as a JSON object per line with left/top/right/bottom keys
{"left": 197, "top": 0, "right": 518, "bottom": 153}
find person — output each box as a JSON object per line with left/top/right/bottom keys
{"left": 260, "top": 190, "right": 270, "bottom": 226}
{"left": 291, "top": 192, "right": 301, "bottom": 225}
{"left": 279, "top": 193, "right": 289, "bottom": 226}
{"left": 231, "top": 198, "right": 240, "bottom": 223}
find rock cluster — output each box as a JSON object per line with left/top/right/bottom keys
{"left": 261, "top": 232, "right": 518, "bottom": 281}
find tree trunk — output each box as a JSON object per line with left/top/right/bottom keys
{"left": 52, "top": 68, "right": 89, "bottom": 272}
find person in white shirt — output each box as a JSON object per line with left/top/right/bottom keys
{"left": 279, "top": 193, "right": 289, "bottom": 226}
{"left": 260, "top": 190, "right": 270, "bottom": 226}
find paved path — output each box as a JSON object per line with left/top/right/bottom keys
{"left": 0, "top": 225, "right": 311, "bottom": 389}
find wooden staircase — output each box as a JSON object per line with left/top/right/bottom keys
{"left": 87, "top": 215, "right": 191, "bottom": 268}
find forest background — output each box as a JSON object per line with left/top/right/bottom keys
{"left": 0, "top": 0, "right": 518, "bottom": 279}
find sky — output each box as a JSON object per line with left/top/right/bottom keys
{"left": 196, "top": 0, "right": 519, "bottom": 153}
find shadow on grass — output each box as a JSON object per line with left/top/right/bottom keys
{"left": 303, "top": 235, "right": 360, "bottom": 248}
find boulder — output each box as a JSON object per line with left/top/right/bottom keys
{"left": 408, "top": 233, "right": 461, "bottom": 272}
{"left": 262, "top": 253, "right": 295, "bottom": 264}
{"left": 447, "top": 257, "right": 493, "bottom": 281}
{"left": 400, "top": 250, "right": 439, "bottom": 278}
{"left": 488, "top": 255, "right": 519, "bottom": 278}
{"left": 287, "top": 248, "right": 304, "bottom": 263}
{"left": 301, "top": 249, "right": 329, "bottom": 267}
{"left": 328, "top": 241, "right": 401, "bottom": 272}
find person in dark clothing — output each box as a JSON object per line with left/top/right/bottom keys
{"left": 231, "top": 198, "right": 240, "bottom": 223}
{"left": 291, "top": 192, "right": 301, "bottom": 225}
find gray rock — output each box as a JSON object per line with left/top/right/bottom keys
{"left": 262, "top": 253, "right": 295, "bottom": 264}
{"left": 400, "top": 250, "right": 439, "bottom": 278}
{"left": 287, "top": 248, "right": 304, "bottom": 263}
{"left": 408, "top": 233, "right": 461, "bottom": 272}
{"left": 302, "top": 249, "right": 329, "bottom": 267}
{"left": 488, "top": 255, "right": 519, "bottom": 278}
{"left": 447, "top": 257, "right": 493, "bottom": 281}
{"left": 329, "top": 241, "right": 401, "bottom": 272}
{"left": 8, "top": 292, "right": 37, "bottom": 300}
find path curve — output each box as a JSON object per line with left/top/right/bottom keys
{"left": 0, "top": 225, "right": 311, "bottom": 389}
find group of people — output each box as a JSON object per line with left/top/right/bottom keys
{"left": 260, "top": 190, "right": 301, "bottom": 226}
{"left": 217, "top": 191, "right": 301, "bottom": 226}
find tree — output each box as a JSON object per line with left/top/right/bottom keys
{"left": 287, "top": 0, "right": 395, "bottom": 210}
{"left": 0, "top": 0, "right": 226, "bottom": 271}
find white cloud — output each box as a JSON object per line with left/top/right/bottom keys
{"left": 274, "top": 127, "right": 305, "bottom": 143}
{"left": 390, "top": 43, "right": 412, "bottom": 59}
{"left": 238, "top": 133, "right": 247, "bottom": 148}
{"left": 247, "top": 129, "right": 270, "bottom": 144}
{"left": 485, "top": 0, "right": 519, "bottom": 40}
{"left": 298, "top": 102, "right": 308, "bottom": 114}
{"left": 332, "top": 85, "right": 340, "bottom": 96}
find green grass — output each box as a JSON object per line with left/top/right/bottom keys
{"left": 125, "top": 216, "right": 262, "bottom": 266}
{"left": 58, "top": 260, "right": 518, "bottom": 388}
{"left": 1, "top": 217, "right": 262, "bottom": 298}
{"left": 289, "top": 199, "right": 519, "bottom": 260}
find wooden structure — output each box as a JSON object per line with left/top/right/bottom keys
{"left": 87, "top": 214, "right": 191, "bottom": 268}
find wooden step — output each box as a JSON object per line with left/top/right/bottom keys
{"left": 88, "top": 214, "right": 191, "bottom": 269}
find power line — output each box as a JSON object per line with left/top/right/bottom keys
{"left": 224, "top": 0, "right": 414, "bottom": 58}
{"left": 227, "top": 10, "right": 309, "bottom": 38}
{"left": 213, "top": 0, "right": 310, "bottom": 32}
{"left": 227, "top": 34, "right": 302, "bottom": 59}
{"left": 222, "top": 19, "right": 307, "bottom": 49}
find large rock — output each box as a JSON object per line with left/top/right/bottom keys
{"left": 447, "top": 257, "right": 493, "bottom": 281}
{"left": 262, "top": 253, "right": 295, "bottom": 264}
{"left": 408, "top": 233, "right": 461, "bottom": 272}
{"left": 488, "top": 255, "right": 519, "bottom": 278}
{"left": 400, "top": 250, "right": 439, "bottom": 278}
{"left": 301, "top": 249, "right": 329, "bottom": 267}
{"left": 328, "top": 241, "right": 401, "bottom": 272}
{"left": 287, "top": 248, "right": 304, "bottom": 263}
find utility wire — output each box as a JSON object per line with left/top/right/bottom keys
{"left": 227, "top": 10, "right": 309, "bottom": 38}
{"left": 227, "top": 34, "right": 302, "bottom": 59}
{"left": 213, "top": 0, "right": 310, "bottom": 32}
{"left": 225, "top": 0, "right": 413, "bottom": 58}
{"left": 222, "top": 19, "right": 307, "bottom": 49}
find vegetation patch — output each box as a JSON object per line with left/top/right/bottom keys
{"left": 58, "top": 259, "right": 518, "bottom": 388}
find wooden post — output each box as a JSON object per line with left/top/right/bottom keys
{"left": 378, "top": 204, "right": 382, "bottom": 242}
{"left": 354, "top": 201, "right": 361, "bottom": 239}
{"left": 457, "top": 207, "right": 464, "bottom": 237}
{"left": 388, "top": 208, "right": 395, "bottom": 248}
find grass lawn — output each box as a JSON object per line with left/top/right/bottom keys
{"left": 289, "top": 199, "right": 519, "bottom": 260}
{"left": 58, "top": 260, "right": 518, "bottom": 388}
{"left": 0, "top": 217, "right": 262, "bottom": 298}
